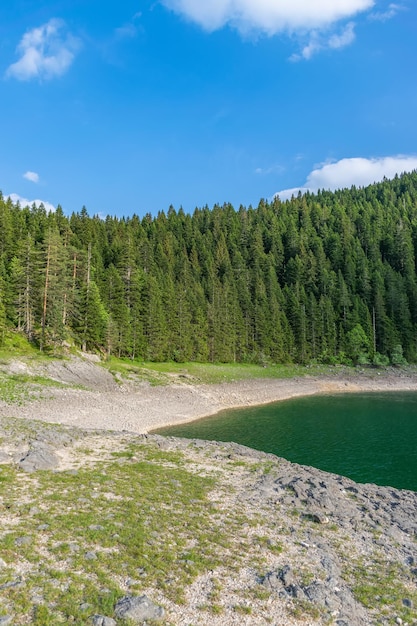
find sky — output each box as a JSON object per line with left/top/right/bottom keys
{"left": 1, "top": 0, "right": 417, "bottom": 218}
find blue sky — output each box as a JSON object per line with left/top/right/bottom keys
{"left": 1, "top": 0, "right": 417, "bottom": 217}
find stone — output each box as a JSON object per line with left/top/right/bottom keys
{"left": 114, "top": 595, "right": 165, "bottom": 623}
{"left": 18, "top": 442, "right": 59, "bottom": 472}
{"left": 91, "top": 616, "right": 117, "bottom": 626}
{"left": 29, "top": 506, "right": 40, "bottom": 515}
{"left": 15, "top": 536, "right": 31, "bottom": 546}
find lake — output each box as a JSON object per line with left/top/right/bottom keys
{"left": 156, "top": 391, "right": 417, "bottom": 491}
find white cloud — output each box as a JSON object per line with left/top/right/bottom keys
{"left": 275, "top": 155, "right": 417, "bottom": 200}
{"left": 23, "top": 171, "right": 39, "bottom": 183}
{"left": 255, "top": 163, "right": 285, "bottom": 175}
{"left": 369, "top": 3, "right": 402, "bottom": 21}
{"left": 328, "top": 21, "right": 355, "bottom": 48}
{"left": 6, "top": 18, "right": 80, "bottom": 81}
{"left": 290, "top": 22, "right": 356, "bottom": 60}
{"left": 7, "top": 193, "right": 55, "bottom": 213}
{"left": 114, "top": 12, "right": 143, "bottom": 40}
{"left": 161, "top": 0, "right": 374, "bottom": 34}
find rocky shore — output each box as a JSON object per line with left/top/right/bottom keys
{"left": 0, "top": 358, "right": 416, "bottom": 624}
{"left": 0, "top": 357, "right": 416, "bottom": 433}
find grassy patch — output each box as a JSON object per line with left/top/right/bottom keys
{"left": 102, "top": 358, "right": 337, "bottom": 386}
{"left": 0, "top": 372, "right": 68, "bottom": 405}
{"left": 344, "top": 555, "right": 417, "bottom": 623}
{"left": 0, "top": 442, "right": 260, "bottom": 624}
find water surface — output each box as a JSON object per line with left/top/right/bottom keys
{"left": 157, "top": 392, "right": 417, "bottom": 491}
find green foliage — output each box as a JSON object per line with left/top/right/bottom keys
{"left": 391, "top": 344, "right": 408, "bottom": 366}
{"left": 1, "top": 171, "right": 417, "bottom": 363}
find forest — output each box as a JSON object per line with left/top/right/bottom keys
{"left": 0, "top": 171, "right": 417, "bottom": 365}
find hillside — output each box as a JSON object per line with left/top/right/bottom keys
{"left": 1, "top": 171, "right": 417, "bottom": 364}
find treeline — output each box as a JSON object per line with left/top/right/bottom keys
{"left": 0, "top": 171, "right": 417, "bottom": 364}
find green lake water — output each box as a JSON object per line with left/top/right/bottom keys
{"left": 156, "top": 391, "right": 417, "bottom": 491}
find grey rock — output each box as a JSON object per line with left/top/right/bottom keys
{"left": 304, "top": 581, "right": 327, "bottom": 605}
{"left": 91, "top": 615, "right": 117, "bottom": 626}
{"left": 0, "top": 578, "right": 23, "bottom": 590}
{"left": 29, "top": 506, "right": 40, "bottom": 515}
{"left": 18, "top": 442, "right": 59, "bottom": 472}
{"left": 114, "top": 594, "right": 164, "bottom": 623}
{"left": 69, "top": 542, "right": 80, "bottom": 552}
{"left": 85, "top": 551, "right": 97, "bottom": 560}
{"left": 260, "top": 570, "right": 282, "bottom": 591}
{"left": 0, "top": 616, "right": 13, "bottom": 625}
{"left": 15, "top": 536, "right": 31, "bottom": 546}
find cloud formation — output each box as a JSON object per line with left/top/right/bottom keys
{"left": 6, "top": 19, "right": 79, "bottom": 81}
{"left": 114, "top": 12, "right": 143, "bottom": 39}
{"left": 7, "top": 193, "right": 55, "bottom": 213}
{"left": 275, "top": 155, "right": 417, "bottom": 200}
{"left": 369, "top": 2, "right": 402, "bottom": 21}
{"left": 161, "top": 0, "right": 374, "bottom": 34}
{"left": 291, "top": 22, "right": 356, "bottom": 61}
{"left": 23, "top": 171, "right": 39, "bottom": 183}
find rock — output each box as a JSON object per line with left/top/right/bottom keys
{"left": 302, "top": 511, "right": 330, "bottom": 524}
{"left": 303, "top": 581, "right": 331, "bottom": 607}
{"left": 91, "top": 616, "right": 117, "bottom": 626}
{"left": 260, "top": 566, "right": 302, "bottom": 598}
{"left": 0, "top": 451, "right": 10, "bottom": 464}
{"left": 260, "top": 569, "right": 282, "bottom": 591}
{"left": 114, "top": 595, "right": 164, "bottom": 623}
{"left": 0, "top": 616, "right": 13, "bottom": 625}
{"left": 18, "top": 442, "right": 59, "bottom": 472}
{"left": 29, "top": 506, "right": 40, "bottom": 515}
{"left": 0, "top": 578, "right": 23, "bottom": 590}
{"left": 15, "top": 536, "right": 31, "bottom": 546}
{"left": 85, "top": 551, "right": 97, "bottom": 560}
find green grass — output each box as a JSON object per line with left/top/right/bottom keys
{"left": 103, "top": 358, "right": 336, "bottom": 385}
{"left": 0, "top": 442, "right": 259, "bottom": 625}
{"left": 0, "top": 372, "right": 68, "bottom": 405}
{"left": 344, "top": 555, "right": 417, "bottom": 623}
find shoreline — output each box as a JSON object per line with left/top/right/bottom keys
{"left": 1, "top": 368, "right": 416, "bottom": 434}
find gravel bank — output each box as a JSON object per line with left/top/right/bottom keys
{"left": 0, "top": 358, "right": 416, "bottom": 434}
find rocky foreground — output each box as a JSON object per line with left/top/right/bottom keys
{"left": 0, "top": 412, "right": 416, "bottom": 625}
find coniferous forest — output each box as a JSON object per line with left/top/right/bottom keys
{"left": 1, "top": 171, "right": 417, "bottom": 365}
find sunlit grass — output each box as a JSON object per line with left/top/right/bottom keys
{"left": 103, "top": 358, "right": 337, "bottom": 385}
{"left": 0, "top": 442, "right": 256, "bottom": 624}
